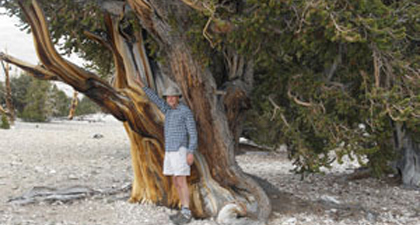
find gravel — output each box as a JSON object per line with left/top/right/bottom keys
{"left": 0, "top": 114, "right": 419, "bottom": 225}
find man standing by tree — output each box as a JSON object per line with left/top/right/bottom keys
{"left": 136, "top": 77, "right": 198, "bottom": 224}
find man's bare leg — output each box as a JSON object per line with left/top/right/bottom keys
{"left": 170, "top": 176, "right": 192, "bottom": 224}
{"left": 177, "top": 176, "right": 190, "bottom": 208}
{"left": 170, "top": 176, "right": 183, "bottom": 220}
{"left": 172, "top": 176, "right": 182, "bottom": 201}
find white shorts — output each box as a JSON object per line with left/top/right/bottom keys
{"left": 163, "top": 146, "right": 191, "bottom": 176}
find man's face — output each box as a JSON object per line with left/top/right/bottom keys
{"left": 166, "top": 95, "right": 179, "bottom": 108}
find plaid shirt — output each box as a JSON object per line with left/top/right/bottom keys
{"left": 143, "top": 87, "right": 198, "bottom": 153}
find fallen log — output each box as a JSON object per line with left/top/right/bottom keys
{"left": 8, "top": 183, "right": 132, "bottom": 205}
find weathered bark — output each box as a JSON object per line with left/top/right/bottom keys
{"left": 222, "top": 49, "right": 253, "bottom": 151}
{"left": 0, "top": 54, "right": 58, "bottom": 81}
{"left": 393, "top": 123, "right": 420, "bottom": 187}
{"left": 127, "top": 0, "right": 270, "bottom": 221}
{"left": 2, "top": 0, "right": 271, "bottom": 223}
{"left": 1, "top": 59, "right": 15, "bottom": 124}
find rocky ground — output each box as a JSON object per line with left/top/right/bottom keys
{"left": 0, "top": 114, "right": 419, "bottom": 225}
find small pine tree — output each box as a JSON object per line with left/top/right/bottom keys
{"left": 0, "top": 113, "right": 10, "bottom": 129}
{"left": 75, "top": 96, "right": 101, "bottom": 116}
{"left": 47, "top": 84, "right": 72, "bottom": 117}
{"left": 20, "top": 79, "right": 51, "bottom": 122}
{"left": 10, "top": 74, "right": 33, "bottom": 114}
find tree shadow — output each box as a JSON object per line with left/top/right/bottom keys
{"left": 249, "top": 174, "right": 378, "bottom": 223}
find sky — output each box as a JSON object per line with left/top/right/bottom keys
{"left": 0, "top": 10, "right": 38, "bottom": 68}
{"left": 0, "top": 8, "right": 84, "bottom": 96}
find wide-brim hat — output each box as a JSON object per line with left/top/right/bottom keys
{"left": 162, "top": 85, "right": 182, "bottom": 97}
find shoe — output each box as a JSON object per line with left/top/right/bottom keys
{"left": 169, "top": 211, "right": 182, "bottom": 220}
{"left": 170, "top": 211, "right": 192, "bottom": 225}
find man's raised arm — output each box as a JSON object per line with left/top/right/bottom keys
{"left": 135, "top": 76, "right": 169, "bottom": 114}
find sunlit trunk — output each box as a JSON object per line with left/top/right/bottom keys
{"left": 67, "top": 91, "right": 78, "bottom": 120}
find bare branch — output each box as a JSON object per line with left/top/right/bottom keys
{"left": 84, "top": 30, "right": 112, "bottom": 51}
{"left": 280, "top": 113, "right": 290, "bottom": 128}
{"left": 268, "top": 95, "right": 280, "bottom": 121}
{"left": 203, "top": 10, "right": 216, "bottom": 48}
{"left": 180, "top": 0, "right": 208, "bottom": 11}
{"left": 268, "top": 96, "right": 291, "bottom": 128}
{"left": 386, "top": 104, "right": 403, "bottom": 121}
{"left": 372, "top": 49, "right": 381, "bottom": 88}
{"left": 14, "top": 0, "right": 161, "bottom": 139}
{"left": 326, "top": 44, "right": 342, "bottom": 81}
{"left": 294, "top": 1, "right": 313, "bottom": 34}
{"left": 330, "top": 13, "right": 357, "bottom": 33}
{"left": 180, "top": 0, "right": 236, "bottom": 13}
{"left": 0, "top": 53, "right": 58, "bottom": 81}
{"left": 287, "top": 88, "right": 312, "bottom": 107}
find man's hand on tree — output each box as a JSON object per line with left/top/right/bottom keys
{"left": 187, "top": 153, "right": 194, "bottom": 166}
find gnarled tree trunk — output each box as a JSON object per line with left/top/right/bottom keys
{"left": 1, "top": 0, "right": 271, "bottom": 223}
{"left": 1, "top": 59, "right": 15, "bottom": 125}
{"left": 393, "top": 123, "right": 420, "bottom": 187}
{"left": 67, "top": 91, "right": 78, "bottom": 120}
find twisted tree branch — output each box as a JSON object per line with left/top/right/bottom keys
{"left": 0, "top": 53, "right": 58, "bottom": 81}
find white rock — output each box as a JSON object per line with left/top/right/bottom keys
{"left": 285, "top": 217, "right": 297, "bottom": 224}
{"left": 68, "top": 174, "right": 78, "bottom": 180}
{"left": 321, "top": 195, "right": 341, "bottom": 205}
{"left": 35, "top": 166, "right": 43, "bottom": 172}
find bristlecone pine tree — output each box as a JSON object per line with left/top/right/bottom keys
{"left": 2, "top": 0, "right": 420, "bottom": 223}
{"left": 0, "top": 0, "right": 270, "bottom": 223}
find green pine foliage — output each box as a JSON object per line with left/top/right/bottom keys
{"left": 8, "top": 74, "right": 71, "bottom": 117}
{"left": 2, "top": 74, "right": 101, "bottom": 121}
{"left": 19, "top": 79, "right": 51, "bottom": 122}
{"left": 0, "top": 113, "right": 10, "bottom": 129}
{"left": 75, "top": 96, "right": 102, "bottom": 116}
{"left": 47, "top": 85, "right": 72, "bottom": 117}
{"left": 0, "top": 82, "right": 5, "bottom": 105}
{"left": 1, "top": 0, "right": 419, "bottom": 177}
{"left": 15, "top": 76, "right": 72, "bottom": 122}
{"left": 10, "top": 74, "right": 33, "bottom": 113}
{"left": 185, "top": 0, "right": 420, "bottom": 176}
